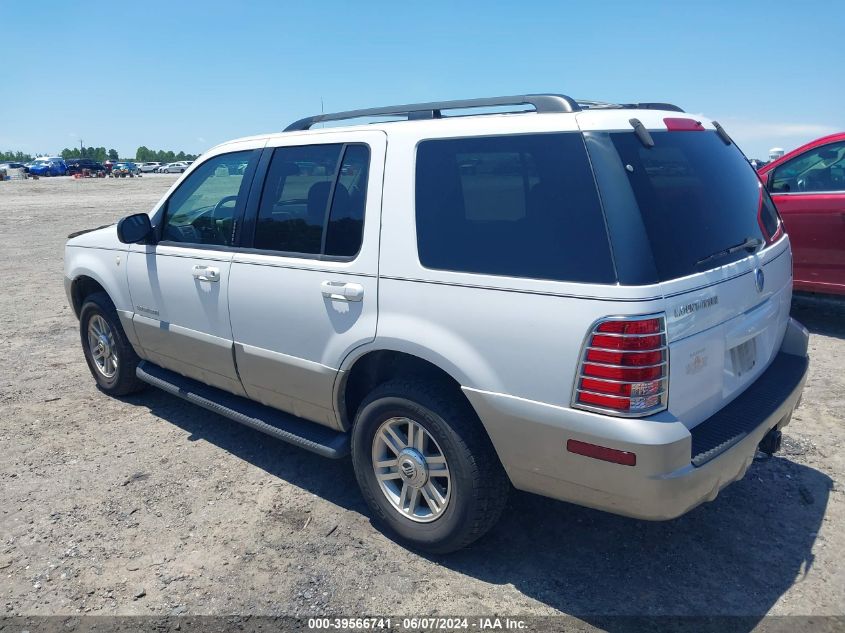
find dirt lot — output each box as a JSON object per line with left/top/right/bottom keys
{"left": 1, "top": 176, "right": 843, "bottom": 625}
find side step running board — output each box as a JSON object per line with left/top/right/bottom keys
{"left": 136, "top": 361, "right": 349, "bottom": 459}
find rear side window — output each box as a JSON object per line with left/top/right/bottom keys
{"left": 253, "top": 144, "right": 369, "bottom": 257}
{"left": 587, "top": 131, "right": 770, "bottom": 282}
{"left": 415, "top": 133, "right": 616, "bottom": 283}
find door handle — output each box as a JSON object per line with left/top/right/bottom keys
{"left": 192, "top": 265, "right": 220, "bottom": 282}
{"left": 321, "top": 280, "right": 364, "bottom": 302}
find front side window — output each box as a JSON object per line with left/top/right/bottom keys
{"left": 771, "top": 141, "right": 845, "bottom": 193}
{"left": 415, "top": 133, "right": 615, "bottom": 283}
{"left": 253, "top": 143, "right": 370, "bottom": 257}
{"left": 161, "top": 151, "right": 255, "bottom": 246}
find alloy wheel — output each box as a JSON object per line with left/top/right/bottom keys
{"left": 372, "top": 417, "right": 451, "bottom": 523}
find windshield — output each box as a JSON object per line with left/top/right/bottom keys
{"left": 584, "top": 130, "right": 780, "bottom": 284}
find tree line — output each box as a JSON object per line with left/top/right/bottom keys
{"left": 2, "top": 146, "right": 201, "bottom": 163}
{"left": 60, "top": 147, "right": 119, "bottom": 162}
{"left": 0, "top": 150, "right": 34, "bottom": 162}
{"left": 135, "top": 147, "right": 199, "bottom": 163}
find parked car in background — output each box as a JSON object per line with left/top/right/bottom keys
{"left": 64, "top": 94, "right": 808, "bottom": 553}
{"left": 111, "top": 162, "right": 139, "bottom": 177}
{"left": 164, "top": 161, "right": 189, "bottom": 173}
{"left": 0, "top": 161, "right": 28, "bottom": 173}
{"left": 758, "top": 132, "right": 845, "bottom": 296}
{"left": 138, "top": 162, "right": 162, "bottom": 173}
{"left": 65, "top": 158, "right": 106, "bottom": 176}
{"left": 29, "top": 157, "right": 67, "bottom": 177}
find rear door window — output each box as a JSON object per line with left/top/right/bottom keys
{"left": 415, "top": 133, "right": 616, "bottom": 283}
{"left": 252, "top": 143, "right": 370, "bottom": 257}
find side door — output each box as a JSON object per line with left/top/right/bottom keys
{"left": 127, "top": 146, "right": 263, "bottom": 395}
{"left": 228, "top": 131, "right": 385, "bottom": 428}
{"left": 769, "top": 140, "right": 845, "bottom": 293}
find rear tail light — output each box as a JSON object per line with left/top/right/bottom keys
{"left": 757, "top": 186, "right": 784, "bottom": 244}
{"left": 572, "top": 315, "right": 668, "bottom": 417}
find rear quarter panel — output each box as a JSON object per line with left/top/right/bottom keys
{"left": 364, "top": 115, "right": 668, "bottom": 405}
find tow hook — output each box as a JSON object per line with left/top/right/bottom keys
{"left": 758, "top": 428, "right": 783, "bottom": 456}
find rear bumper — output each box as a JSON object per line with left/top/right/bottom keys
{"left": 464, "top": 318, "right": 810, "bottom": 520}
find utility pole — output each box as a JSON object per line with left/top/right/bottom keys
{"left": 80, "top": 139, "right": 84, "bottom": 156}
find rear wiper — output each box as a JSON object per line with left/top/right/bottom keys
{"left": 695, "top": 236, "right": 763, "bottom": 268}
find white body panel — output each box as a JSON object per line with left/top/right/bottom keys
{"left": 126, "top": 245, "right": 242, "bottom": 394}
{"left": 124, "top": 137, "right": 267, "bottom": 394}
{"left": 228, "top": 130, "right": 386, "bottom": 428}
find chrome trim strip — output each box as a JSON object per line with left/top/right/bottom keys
{"left": 583, "top": 360, "right": 668, "bottom": 371}
{"left": 770, "top": 190, "right": 845, "bottom": 196}
{"left": 589, "top": 331, "right": 666, "bottom": 338}
{"left": 586, "top": 345, "right": 667, "bottom": 354}
{"left": 576, "top": 388, "right": 667, "bottom": 399}
{"left": 578, "top": 376, "right": 668, "bottom": 387}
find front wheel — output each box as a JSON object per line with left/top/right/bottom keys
{"left": 351, "top": 380, "right": 509, "bottom": 553}
{"left": 79, "top": 292, "right": 146, "bottom": 396}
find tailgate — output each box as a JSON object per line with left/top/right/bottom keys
{"left": 662, "top": 241, "right": 792, "bottom": 429}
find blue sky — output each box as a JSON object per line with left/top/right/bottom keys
{"left": 1, "top": 1, "right": 841, "bottom": 160}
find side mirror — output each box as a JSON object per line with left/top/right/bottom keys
{"left": 116, "top": 213, "right": 153, "bottom": 244}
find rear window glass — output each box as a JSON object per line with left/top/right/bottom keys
{"left": 588, "top": 130, "right": 770, "bottom": 282}
{"left": 415, "top": 133, "right": 615, "bottom": 284}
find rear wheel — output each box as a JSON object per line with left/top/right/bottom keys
{"left": 79, "top": 292, "right": 146, "bottom": 396}
{"left": 351, "top": 380, "right": 509, "bottom": 553}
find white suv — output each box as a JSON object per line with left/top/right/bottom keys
{"left": 138, "top": 162, "right": 162, "bottom": 173}
{"left": 64, "top": 94, "right": 809, "bottom": 552}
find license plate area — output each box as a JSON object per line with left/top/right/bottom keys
{"left": 729, "top": 337, "right": 758, "bottom": 377}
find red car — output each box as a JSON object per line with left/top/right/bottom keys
{"left": 758, "top": 133, "right": 845, "bottom": 296}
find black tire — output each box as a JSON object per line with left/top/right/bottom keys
{"left": 79, "top": 291, "right": 146, "bottom": 396}
{"left": 351, "top": 380, "right": 509, "bottom": 553}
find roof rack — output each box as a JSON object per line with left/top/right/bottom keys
{"left": 283, "top": 94, "right": 685, "bottom": 131}
{"left": 577, "top": 100, "right": 685, "bottom": 112}
{"left": 284, "top": 94, "right": 581, "bottom": 131}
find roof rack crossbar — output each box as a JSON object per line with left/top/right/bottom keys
{"left": 576, "top": 100, "right": 685, "bottom": 113}
{"left": 620, "top": 102, "right": 685, "bottom": 112}
{"left": 284, "top": 94, "right": 581, "bottom": 131}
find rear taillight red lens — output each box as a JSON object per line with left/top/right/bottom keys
{"left": 757, "top": 187, "right": 784, "bottom": 244}
{"left": 591, "top": 334, "right": 663, "bottom": 350}
{"left": 586, "top": 349, "right": 663, "bottom": 366}
{"left": 596, "top": 318, "right": 661, "bottom": 334}
{"left": 572, "top": 315, "right": 668, "bottom": 417}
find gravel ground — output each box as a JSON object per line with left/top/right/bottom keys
{"left": 1, "top": 176, "right": 843, "bottom": 625}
